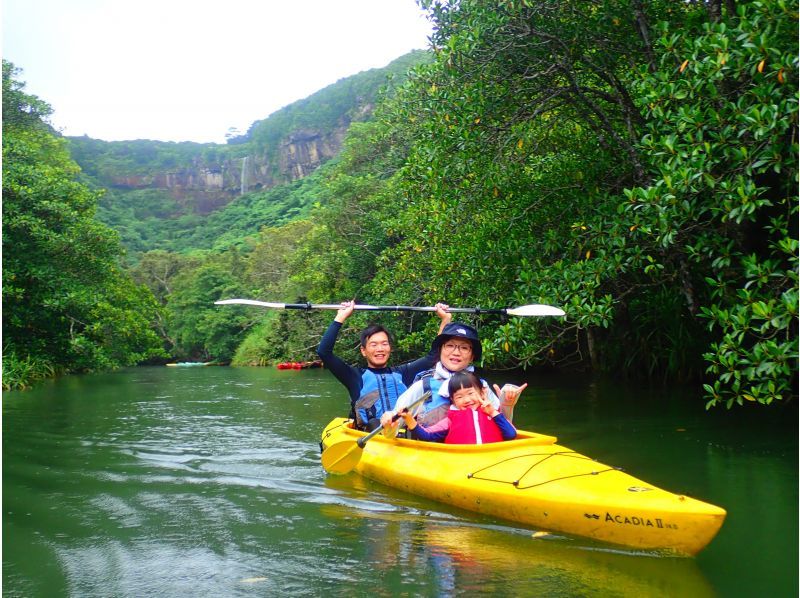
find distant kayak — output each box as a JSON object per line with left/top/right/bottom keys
{"left": 166, "top": 362, "right": 212, "bottom": 367}
{"left": 320, "top": 418, "right": 726, "bottom": 556}
{"left": 276, "top": 360, "right": 323, "bottom": 370}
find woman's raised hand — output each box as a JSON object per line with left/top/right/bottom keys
{"left": 435, "top": 303, "right": 452, "bottom": 333}
{"left": 494, "top": 383, "right": 528, "bottom": 422}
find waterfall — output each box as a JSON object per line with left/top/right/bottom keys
{"left": 240, "top": 156, "right": 248, "bottom": 195}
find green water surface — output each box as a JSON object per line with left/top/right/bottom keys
{"left": 3, "top": 366, "right": 797, "bottom": 596}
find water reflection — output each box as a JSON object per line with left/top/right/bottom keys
{"left": 320, "top": 475, "right": 716, "bottom": 597}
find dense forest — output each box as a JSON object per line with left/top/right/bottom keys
{"left": 2, "top": 61, "right": 166, "bottom": 388}
{"left": 3, "top": 0, "right": 797, "bottom": 410}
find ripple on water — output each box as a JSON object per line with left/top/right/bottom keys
{"left": 54, "top": 541, "right": 283, "bottom": 596}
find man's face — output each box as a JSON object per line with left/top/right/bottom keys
{"left": 361, "top": 331, "right": 391, "bottom": 368}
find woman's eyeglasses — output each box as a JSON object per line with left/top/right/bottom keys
{"left": 442, "top": 342, "right": 472, "bottom": 354}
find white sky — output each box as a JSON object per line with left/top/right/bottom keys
{"left": 2, "top": 0, "right": 433, "bottom": 143}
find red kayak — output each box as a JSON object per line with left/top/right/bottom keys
{"left": 276, "top": 360, "right": 323, "bottom": 370}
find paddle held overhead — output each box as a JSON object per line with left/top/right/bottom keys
{"left": 214, "top": 299, "right": 565, "bottom": 317}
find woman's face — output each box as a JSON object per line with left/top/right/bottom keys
{"left": 451, "top": 385, "right": 485, "bottom": 410}
{"left": 439, "top": 339, "right": 473, "bottom": 371}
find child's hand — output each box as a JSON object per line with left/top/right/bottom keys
{"left": 480, "top": 395, "right": 500, "bottom": 418}
{"left": 400, "top": 409, "right": 417, "bottom": 430}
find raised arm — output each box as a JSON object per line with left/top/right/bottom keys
{"left": 316, "top": 303, "right": 362, "bottom": 403}
{"left": 492, "top": 383, "right": 528, "bottom": 422}
{"left": 396, "top": 303, "right": 452, "bottom": 385}
{"left": 436, "top": 302, "right": 452, "bottom": 333}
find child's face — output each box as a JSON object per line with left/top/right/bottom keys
{"left": 451, "top": 385, "right": 484, "bottom": 410}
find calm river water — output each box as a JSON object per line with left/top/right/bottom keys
{"left": 3, "top": 365, "right": 797, "bottom": 597}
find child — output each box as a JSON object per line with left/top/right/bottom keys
{"left": 400, "top": 371, "right": 517, "bottom": 444}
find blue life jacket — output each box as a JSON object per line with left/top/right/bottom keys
{"left": 412, "top": 370, "right": 451, "bottom": 427}
{"left": 355, "top": 369, "right": 406, "bottom": 427}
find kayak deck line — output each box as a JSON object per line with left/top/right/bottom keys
{"left": 320, "top": 417, "right": 726, "bottom": 556}
{"left": 468, "top": 450, "right": 620, "bottom": 489}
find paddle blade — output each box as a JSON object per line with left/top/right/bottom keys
{"left": 506, "top": 304, "right": 566, "bottom": 317}
{"left": 215, "top": 299, "right": 286, "bottom": 309}
{"left": 321, "top": 440, "right": 364, "bottom": 475}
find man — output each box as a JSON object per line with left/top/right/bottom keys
{"left": 316, "top": 300, "right": 452, "bottom": 430}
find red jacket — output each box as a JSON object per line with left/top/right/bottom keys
{"left": 444, "top": 409, "right": 505, "bottom": 444}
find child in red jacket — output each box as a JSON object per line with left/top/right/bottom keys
{"left": 400, "top": 371, "right": 517, "bottom": 444}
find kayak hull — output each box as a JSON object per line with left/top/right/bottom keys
{"left": 320, "top": 418, "right": 725, "bottom": 556}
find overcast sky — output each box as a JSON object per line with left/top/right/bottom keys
{"left": 3, "top": 0, "right": 433, "bottom": 143}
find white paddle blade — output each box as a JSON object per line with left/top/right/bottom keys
{"left": 506, "top": 304, "right": 566, "bottom": 317}
{"left": 215, "top": 299, "right": 286, "bottom": 309}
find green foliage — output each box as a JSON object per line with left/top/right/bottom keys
{"left": 231, "top": 309, "right": 328, "bottom": 366}
{"left": 68, "top": 136, "right": 241, "bottom": 179}
{"left": 173, "top": 165, "right": 330, "bottom": 253}
{"left": 2, "top": 61, "right": 165, "bottom": 387}
{"left": 286, "top": 0, "right": 797, "bottom": 408}
{"left": 231, "top": 316, "right": 277, "bottom": 366}
{"left": 245, "top": 220, "right": 315, "bottom": 296}
{"left": 363, "top": 0, "right": 657, "bottom": 362}
{"left": 623, "top": 0, "right": 798, "bottom": 407}
{"left": 95, "top": 167, "right": 329, "bottom": 259}
{"left": 2, "top": 351, "right": 55, "bottom": 391}
{"left": 165, "top": 250, "right": 251, "bottom": 361}
{"left": 2, "top": 61, "right": 53, "bottom": 131}
{"left": 290, "top": 118, "right": 416, "bottom": 302}
{"left": 231, "top": 218, "right": 343, "bottom": 365}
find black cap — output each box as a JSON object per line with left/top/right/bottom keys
{"left": 432, "top": 322, "right": 482, "bottom": 362}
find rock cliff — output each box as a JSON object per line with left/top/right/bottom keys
{"left": 69, "top": 50, "right": 427, "bottom": 217}
{"left": 103, "top": 126, "right": 348, "bottom": 214}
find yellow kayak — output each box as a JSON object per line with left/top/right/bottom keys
{"left": 320, "top": 418, "right": 726, "bottom": 556}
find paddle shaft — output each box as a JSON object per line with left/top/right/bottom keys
{"left": 356, "top": 420, "right": 389, "bottom": 448}
{"left": 238, "top": 301, "right": 509, "bottom": 315}
{"left": 357, "top": 392, "right": 430, "bottom": 447}
{"left": 303, "top": 303, "right": 512, "bottom": 315}
{"left": 321, "top": 393, "right": 432, "bottom": 474}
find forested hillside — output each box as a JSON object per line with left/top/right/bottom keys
{"left": 67, "top": 51, "right": 429, "bottom": 259}
{"left": 4, "top": 0, "right": 797, "bottom": 409}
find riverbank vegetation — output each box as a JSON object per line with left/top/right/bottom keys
{"left": 2, "top": 61, "right": 166, "bottom": 390}
{"left": 4, "top": 0, "right": 796, "bottom": 408}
